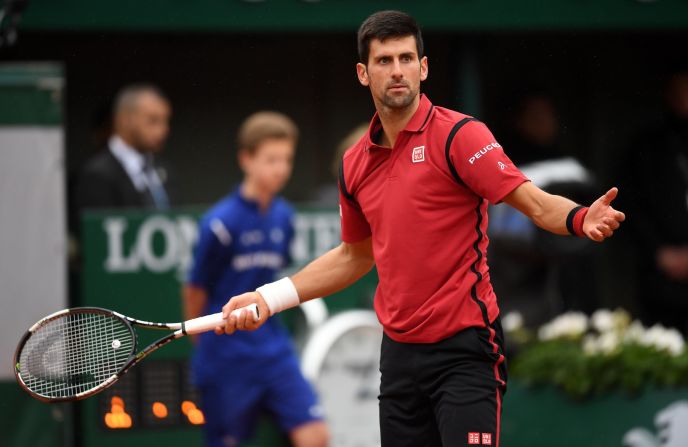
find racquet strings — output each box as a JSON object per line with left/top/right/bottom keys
{"left": 18, "top": 312, "right": 135, "bottom": 399}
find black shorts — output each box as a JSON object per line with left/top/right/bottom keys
{"left": 379, "top": 318, "right": 507, "bottom": 447}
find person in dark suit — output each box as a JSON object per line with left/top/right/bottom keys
{"left": 75, "top": 84, "right": 173, "bottom": 212}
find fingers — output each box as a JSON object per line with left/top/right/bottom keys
{"left": 596, "top": 223, "right": 613, "bottom": 238}
{"left": 233, "top": 308, "right": 260, "bottom": 332}
{"left": 604, "top": 217, "right": 620, "bottom": 231}
{"left": 218, "top": 292, "right": 264, "bottom": 335}
{"left": 600, "top": 187, "right": 618, "bottom": 206}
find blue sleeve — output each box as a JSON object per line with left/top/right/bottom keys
{"left": 188, "top": 216, "right": 232, "bottom": 291}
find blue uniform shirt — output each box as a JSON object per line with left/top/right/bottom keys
{"left": 188, "top": 188, "right": 296, "bottom": 385}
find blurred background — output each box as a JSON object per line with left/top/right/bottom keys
{"left": 1, "top": 1, "right": 688, "bottom": 446}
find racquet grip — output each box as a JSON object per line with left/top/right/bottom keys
{"left": 183, "top": 304, "right": 259, "bottom": 335}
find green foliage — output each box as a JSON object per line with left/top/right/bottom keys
{"left": 511, "top": 339, "right": 688, "bottom": 399}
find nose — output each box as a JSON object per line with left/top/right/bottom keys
{"left": 391, "top": 58, "right": 403, "bottom": 79}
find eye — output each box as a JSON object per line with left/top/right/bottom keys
{"left": 378, "top": 56, "right": 390, "bottom": 64}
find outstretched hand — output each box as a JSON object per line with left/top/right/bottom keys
{"left": 583, "top": 187, "right": 626, "bottom": 242}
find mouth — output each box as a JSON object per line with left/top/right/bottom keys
{"left": 387, "top": 84, "right": 409, "bottom": 93}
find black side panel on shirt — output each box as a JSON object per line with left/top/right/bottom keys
{"left": 469, "top": 196, "right": 491, "bottom": 328}
{"left": 444, "top": 117, "right": 479, "bottom": 186}
{"left": 338, "top": 157, "right": 356, "bottom": 202}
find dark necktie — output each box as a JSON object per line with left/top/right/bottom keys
{"left": 143, "top": 157, "right": 170, "bottom": 210}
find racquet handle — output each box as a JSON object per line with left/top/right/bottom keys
{"left": 183, "top": 304, "right": 259, "bottom": 335}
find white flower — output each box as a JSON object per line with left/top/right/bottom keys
{"left": 591, "top": 309, "right": 615, "bottom": 333}
{"left": 592, "top": 308, "right": 631, "bottom": 334}
{"left": 624, "top": 320, "right": 647, "bottom": 344}
{"left": 502, "top": 311, "right": 524, "bottom": 333}
{"left": 611, "top": 308, "right": 631, "bottom": 329}
{"left": 639, "top": 324, "right": 685, "bottom": 357}
{"left": 538, "top": 312, "right": 588, "bottom": 341}
{"left": 597, "top": 331, "right": 620, "bottom": 355}
{"left": 582, "top": 332, "right": 620, "bottom": 356}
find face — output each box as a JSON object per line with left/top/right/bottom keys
{"left": 239, "top": 138, "right": 295, "bottom": 196}
{"left": 356, "top": 35, "right": 428, "bottom": 111}
{"left": 118, "top": 92, "right": 171, "bottom": 153}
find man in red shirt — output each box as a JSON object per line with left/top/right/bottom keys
{"left": 219, "top": 10, "right": 625, "bottom": 447}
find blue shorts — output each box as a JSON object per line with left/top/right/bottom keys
{"left": 198, "top": 354, "right": 322, "bottom": 447}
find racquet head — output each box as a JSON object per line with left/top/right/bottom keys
{"left": 14, "top": 307, "right": 137, "bottom": 402}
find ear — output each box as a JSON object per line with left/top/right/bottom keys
{"left": 238, "top": 149, "right": 251, "bottom": 172}
{"left": 356, "top": 63, "right": 369, "bottom": 87}
{"left": 420, "top": 56, "right": 428, "bottom": 82}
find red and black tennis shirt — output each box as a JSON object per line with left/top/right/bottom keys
{"left": 339, "top": 94, "right": 529, "bottom": 343}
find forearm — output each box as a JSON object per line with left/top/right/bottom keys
{"left": 528, "top": 192, "right": 579, "bottom": 235}
{"left": 504, "top": 182, "right": 579, "bottom": 235}
{"left": 220, "top": 238, "right": 374, "bottom": 332}
{"left": 182, "top": 285, "right": 207, "bottom": 321}
{"left": 292, "top": 239, "right": 375, "bottom": 302}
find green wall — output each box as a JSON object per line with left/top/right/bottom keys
{"left": 20, "top": 0, "right": 688, "bottom": 32}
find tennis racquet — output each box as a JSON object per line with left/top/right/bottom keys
{"left": 14, "top": 304, "right": 258, "bottom": 403}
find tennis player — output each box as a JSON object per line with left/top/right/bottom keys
{"left": 221, "top": 11, "right": 625, "bottom": 447}
{"left": 184, "top": 112, "right": 328, "bottom": 447}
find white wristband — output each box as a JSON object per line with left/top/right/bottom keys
{"left": 256, "top": 277, "right": 300, "bottom": 316}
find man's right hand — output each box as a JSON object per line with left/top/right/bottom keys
{"left": 216, "top": 291, "right": 270, "bottom": 335}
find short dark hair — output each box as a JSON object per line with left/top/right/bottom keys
{"left": 357, "top": 10, "right": 424, "bottom": 65}
{"left": 237, "top": 111, "right": 299, "bottom": 155}
{"left": 113, "top": 83, "right": 168, "bottom": 115}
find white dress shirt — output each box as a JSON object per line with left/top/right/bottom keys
{"left": 109, "top": 135, "right": 169, "bottom": 208}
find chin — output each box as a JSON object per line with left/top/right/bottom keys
{"left": 383, "top": 95, "right": 414, "bottom": 109}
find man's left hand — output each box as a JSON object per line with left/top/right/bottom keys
{"left": 584, "top": 187, "right": 626, "bottom": 242}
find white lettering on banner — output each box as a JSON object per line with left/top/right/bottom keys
{"left": 292, "top": 213, "right": 341, "bottom": 266}
{"left": 104, "top": 218, "right": 140, "bottom": 272}
{"left": 468, "top": 142, "right": 502, "bottom": 165}
{"left": 103, "top": 211, "right": 340, "bottom": 275}
{"left": 103, "top": 215, "right": 199, "bottom": 280}
{"left": 137, "top": 216, "right": 179, "bottom": 272}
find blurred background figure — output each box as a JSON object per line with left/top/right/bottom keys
{"left": 73, "top": 83, "right": 173, "bottom": 216}
{"left": 620, "top": 70, "right": 688, "bottom": 334}
{"left": 489, "top": 88, "right": 599, "bottom": 327}
{"left": 310, "top": 122, "right": 369, "bottom": 206}
{"left": 183, "top": 112, "right": 328, "bottom": 447}
{"left": 66, "top": 83, "right": 174, "bottom": 304}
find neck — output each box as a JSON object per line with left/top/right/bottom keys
{"left": 375, "top": 94, "right": 420, "bottom": 148}
{"left": 116, "top": 133, "right": 144, "bottom": 154}
{"left": 241, "top": 180, "right": 273, "bottom": 211}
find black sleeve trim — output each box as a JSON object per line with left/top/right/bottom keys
{"left": 338, "top": 157, "right": 356, "bottom": 202}
{"left": 566, "top": 205, "right": 584, "bottom": 235}
{"left": 444, "top": 117, "right": 478, "bottom": 186}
